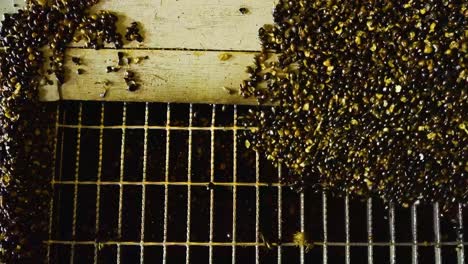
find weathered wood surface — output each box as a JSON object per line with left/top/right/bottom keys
{"left": 0, "top": 0, "right": 276, "bottom": 104}
{"left": 59, "top": 49, "right": 258, "bottom": 104}
{"left": 89, "top": 0, "right": 275, "bottom": 50}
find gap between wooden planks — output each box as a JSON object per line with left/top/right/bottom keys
{"left": 1, "top": 0, "right": 276, "bottom": 104}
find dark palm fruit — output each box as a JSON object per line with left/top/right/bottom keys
{"left": 239, "top": 7, "right": 249, "bottom": 15}
{"left": 127, "top": 81, "right": 139, "bottom": 91}
{"left": 125, "top": 21, "right": 144, "bottom": 43}
{"left": 118, "top": 51, "right": 125, "bottom": 66}
{"left": 71, "top": 56, "right": 81, "bottom": 65}
{"left": 241, "top": 0, "right": 468, "bottom": 215}
{"left": 106, "top": 66, "right": 120, "bottom": 73}
{"left": 124, "top": 70, "right": 140, "bottom": 91}
{"left": 0, "top": 0, "right": 140, "bottom": 262}
{"left": 125, "top": 70, "right": 135, "bottom": 79}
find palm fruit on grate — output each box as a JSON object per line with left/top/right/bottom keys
{"left": 240, "top": 0, "right": 468, "bottom": 214}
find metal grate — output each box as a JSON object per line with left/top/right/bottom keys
{"left": 47, "top": 101, "right": 467, "bottom": 263}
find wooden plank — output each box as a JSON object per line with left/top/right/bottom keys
{"left": 89, "top": 0, "right": 275, "bottom": 50}
{"left": 0, "top": 0, "right": 276, "bottom": 104}
{"left": 57, "top": 48, "right": 260, "bottom": 104}
{"left": 1, "top": 0, "right": 276, "bottom": 50}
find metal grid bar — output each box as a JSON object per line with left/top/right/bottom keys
{"left": 208, "top": 104, "right": 216, "bottom": 264}
{"left": 162, "top": 104, "right": 171, "bottom": 264}
{"left": 433, "top": 202, "right": 442, "bottom": 264}
{"left": 300, "top": 192, "right": 305, "bottom": 264}
{"left": 185, "top": 104, "right": 193, "bottom": 264}
{"left": 345, "top": 195, "right": 350, "bottom": 264}
{"left": 458, "top": 204, "right": 465, "bottom": 264}
{"left": 46, "top": 240, "right": 468, "bottom": 247}
{"left": 232, "top": 105, "right": 238, "bottom": 264}
{"left": 277, "top": 164, "right": 283, "bottom": 264}
{"left": 94, "top": 103, "right": 105, "bottom": 264}
{"left": 389, "top": 202, "right": 396, "bottom": 264}
{"left": 58, "top": 124, "right": 251, "bottom": 131}
{"left": 47, "top": 102, "right": 467, "bottom": 264}
{"left": 116, "top": 103, "right": 127, "bottom": 264}
{"left": 49, "top": 109, "right": 66, "bottom": 263}
{"left": 255, "top": 151, "right": 260, "bottom": 264}
{"left": 69, "top": 103, "right": 83, "bottom": 264}
{"left": 47, "top": 181, "right": 287, "bottom": 187}
{"left": 140, "top": 103, "right": 150, "bottom": 264}
{"left": 322, "top": 191, "right": 328, "bottom": 264}
{"left": 46, "top": 105, "right": 61, "bottom": 263}
{"left": 411, "top": 203, "right": 418, "bottom": 264}
{"left": 367, "top": 198, "right": 373, "bottom": 264}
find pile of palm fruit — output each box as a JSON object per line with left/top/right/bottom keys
{"left": 0, "top": 0, "right": 130, "bottom": 261}
{"left": 240, "top": 0, "right": 467, "bottom": 213}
